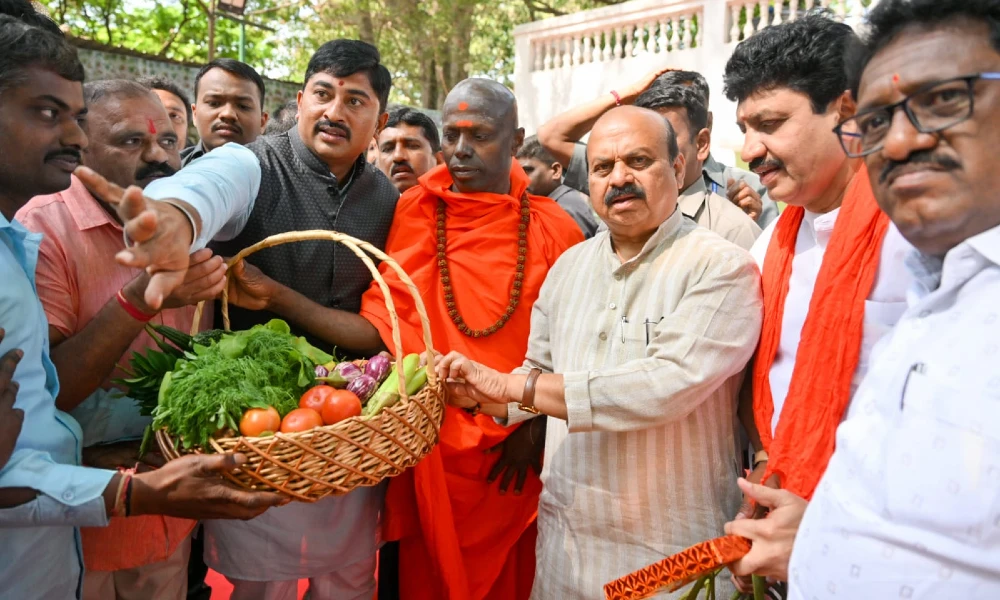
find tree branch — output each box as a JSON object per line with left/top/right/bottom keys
{"left": 158, "top": 0, "right": 193, "bottom": 55}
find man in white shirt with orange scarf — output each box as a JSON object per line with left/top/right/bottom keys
{"left": 720, "top": 12, "right": 915, "bottom": 592}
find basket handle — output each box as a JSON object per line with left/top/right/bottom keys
{"left": 189, "top": 230, "right": 437, "bottom": 402}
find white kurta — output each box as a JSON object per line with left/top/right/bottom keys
{"left": 749, "top": 208, "right": 914, "bottom": 435}
{"left": 509, "top": 210, "right": 764, "bottom": 599}
{"left": 789, "top": 225, "right": 1000, "bottom": 598}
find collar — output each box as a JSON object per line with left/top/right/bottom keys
{"left": 966, "top": 223, "right": 1000, "bottom": 268}
{"left": 547, "top": 184, "right": 574, "bottom": 202}
{"left": 288, "top": 126, "right": 365, "bottom": 186}
{"left": 602, "top": 208, "right": 684, "bottom": 272}
{"left": 702, "top": 154, "right": 726, "bottom": 188}
{"left": 60, "top": 175, "right": 120, "bottom": 232}
{"left": 678, "top": 176, "right": 709, "bottom": 220}
{"left": 181, "top": 141, "right": 207, "bottom": 166}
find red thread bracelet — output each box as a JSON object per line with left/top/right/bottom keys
{"left": 116, "top": 289, "right": 155, "bottom": 322}
{"left": 610, "top": 90, "right": 622, "bottom": 106}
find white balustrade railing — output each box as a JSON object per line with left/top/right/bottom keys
{"left": 519, "top": 0, "right": 706, "bottom": 73}
{"left": 725, "top": 0, "right": 873, "bottom": 43}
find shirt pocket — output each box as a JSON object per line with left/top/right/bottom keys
{"left": 885, "top": 370, "right": 1000, "bottom": 547}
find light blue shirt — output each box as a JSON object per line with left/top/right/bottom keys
{"left": 0, "top": 143, "right": 261, "bottom": 599}
{"left": 0, "top": 212, "right": 113, "bottom": 599}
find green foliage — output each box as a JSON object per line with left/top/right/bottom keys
{"left": 40, "top": 0, "right": 629, "bottom": 107}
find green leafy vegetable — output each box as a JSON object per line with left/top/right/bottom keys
{"left": 150, "top": 320, "right": 319, "bottom": 449}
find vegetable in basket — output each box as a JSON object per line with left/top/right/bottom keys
{"left": 280, "top": 408, "right": 324, "bottom": 433}
{"left": 347, "top": 374, "right": 378, "bottom": 401}
{"left": 149, "top": 319, "right": 329, "bottom": 449}
{"left": 363, "top": 354, "right": 422, "bottom": 416}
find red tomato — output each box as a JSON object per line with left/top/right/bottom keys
{"left": 321, "top": 390, "right": 362, "bottom": 425}
{"left": 280, "top": 408, "right": 324, "bottom": 433}
{"left": 239, "top": 407, "right": 281, "bottom": 437}
{"left": 300, "top": 385, "right": 336, "bottom": 413}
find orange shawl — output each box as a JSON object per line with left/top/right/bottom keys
{"left": 360, "top": 161, "right": 583, "bottom": 600}
{"left": 752, "top": 164, "right": 890, "bottom": 500}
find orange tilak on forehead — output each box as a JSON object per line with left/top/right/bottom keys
{"left": 455, "top": 120, "right": 474, "bottom": 128}
{"left": 892, "top": 73, "right": 901, "bottom": 91}
{"left": 457, "top": 101, "right": 469, "bottom": 111}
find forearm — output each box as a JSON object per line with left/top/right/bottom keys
{"left": 269, "top": 284, "right": 385, "bottom": 355}
{"left": 738, "top": 369, "right": 764, "bottom": 452}
{"left": 537, "top": 92, "right": 618, "bottom": 166}
{"left": 50, "top": 297, "right": 147, "bottom": 412}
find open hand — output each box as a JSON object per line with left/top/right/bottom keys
{"left": 75, "top": 166, "right": 196, "bottom": 311}
{"left": 0, "top": 329, "right": 24, "bottom": 470}
{"left": 123, "top": 249, "right": 227, "bottom": 314}
{"left": 131, "top": 452, "right": 287, "bottom": 520}
{"left": 435, "top": 351, "right": 512, "bottom": 408}
{"left": 725, "top": 478, "right": 808, "bottom": 583}
{"left": 727, "top": 178, "right": 763, "bottom": 221}
{"left": 487, "top": 417, "right": 545, "bottom": 496}
{"left": 226, "top": 259, "right": 275, "bottom": 311}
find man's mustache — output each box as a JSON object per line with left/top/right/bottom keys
{"left": 879, "top": 150, "right": 961, "bottom": 184}
{"left": 315, "top": 120, "right": 351, "bottom": 141}
{"left": 44, "top": 148, "right": 82, "bottom": 163}
{"left": 212, "top": 121, "right": 243, "bottom": 134}
{"left": 390, "top": 161, "right": 413, "bottom": 176}
{"left": 749, "top": 156, "right": 784, "bottom": 173}
{"left": 135, "top": 161, "right": 177, "bottom": 182}
{"left": 604, "top": 182, "right": 646, "bottom": 207}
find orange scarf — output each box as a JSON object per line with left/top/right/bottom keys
{"left": 752, "top": 164, "right": 890, "bottom": 500}
{"left": 360, "top": 161, "right": 583, "bottom": 600}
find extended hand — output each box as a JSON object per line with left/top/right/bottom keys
{"left": 725, "top": 478, "right": 808, "bottom": 583}
{"left": 75, "top": 166, "right": 196, "bottom": 311}
{"left": 727, "top": 179, "right": 762, "bottom": 221}
{"left": 435, "top": 351, "right": 512, "bottom": 407}
{"left": 0, "top": 329, "right": 24, "bottom": 470}
{"left": 226, "top": 259, "right": 275, "bottom": 311}
{"left": 131, "top": 452, "right": 287, "bottom": 520}
{"left": 123, "top": 249, "right": 227, "bottom": 314}
{"left": 487, "top": 417, "right": 545, "bottom": 496}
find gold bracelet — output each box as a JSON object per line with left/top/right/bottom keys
{"left": 753, "top": 450, "right": 769, "bottom": 467}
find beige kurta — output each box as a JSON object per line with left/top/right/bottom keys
{"left": 509, "top": 209, "right": 763, "bottom": 599}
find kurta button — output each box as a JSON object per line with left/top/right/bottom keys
{"left": 332, "top": 299, "right": 341, "bottom": 307}
{"left": 63, "top": 491, "right": 74, "bottom": 501}
{"left": 598, "top": 332, "right": 607, "bottom": 341}
{"left": 609, "top": 302, "right": 617, "bottom": 310}
{"left": 614, "top": 274, "right": 621, "bottom": 281}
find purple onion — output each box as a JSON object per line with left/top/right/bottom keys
{"left": 347, "top": 374, "right": 378, "bottom": 401}
{"left": 335, "top": 362, "right": 363, "bottom": 382}
{"left": 364, "top": 354, "right": 392, "bottom": 383}
{"left": 314, "top": 364, "right": 330, "bottom": 378}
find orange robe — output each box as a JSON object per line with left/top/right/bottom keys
{"left": 360, "top": 161, "right": 583, "bottom": 600}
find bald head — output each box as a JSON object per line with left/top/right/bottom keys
{"left": 440, "top": 78, "right": 525, "bottom": 195}
{"left": 591, "top": 106, "right": 679, "bottom": 163}
{"left": 444, "top": 78, "right": 518, "bottom": 129}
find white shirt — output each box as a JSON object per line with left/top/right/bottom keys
{"left": 508, "top": 210, "right": 763, "bottom": 599}
{"left": 788, "top": 224, "right": 1000, "bottom": 599}
{"left": 750, "top": 208, "right": 914, "bottom": 434}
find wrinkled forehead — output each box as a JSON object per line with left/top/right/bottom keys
{"left": 379, "top": 124, "right": 433, "bottom": 146}
{"left": 858, "top": 22, "right": 1000, "bottom": 110}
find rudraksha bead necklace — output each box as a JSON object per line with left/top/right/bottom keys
{"left": 436, "top": 193, "right": 529, "bottom": 338}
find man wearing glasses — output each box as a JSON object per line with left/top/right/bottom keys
{"left": 719, "top": 11, "right": 917, "bottom": 594}
{"left": 728, "top": 0, "right": 1000, "bottom": 596}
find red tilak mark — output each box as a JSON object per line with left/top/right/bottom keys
{"left": 338, "top": 80, "right": 345, "bottom": 86}
{"left": 892, "top": 73, "right": 901, "bottom": 90}
{"left": 457, "top": 102, "right": 469, "bottom": 111}
{"left": 147, "top": 119, "right": 156, "bottom": 134}
{"left": 455, "top": 120, "right": 473, "bottom": 128}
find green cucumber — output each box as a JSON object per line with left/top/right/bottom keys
{"left": 364, "top": 354, "right": 420, "bottom": 416}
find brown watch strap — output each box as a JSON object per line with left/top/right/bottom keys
{"left": 519, "top": 368, "right": 542, "bottom": 414}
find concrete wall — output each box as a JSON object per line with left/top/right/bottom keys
{"left": 72, "top": 40, "right": 302, "bottom": 115}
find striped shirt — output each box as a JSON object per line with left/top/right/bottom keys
{"left": 509, "top": 209, "right": 763, "bottom": 599}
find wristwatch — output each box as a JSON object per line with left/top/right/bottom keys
{"left": 518, "top": 368, "right": 542, "bottom": 414}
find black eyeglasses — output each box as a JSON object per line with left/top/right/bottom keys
{"left": 834, "top": 72, "right": 1000, "bottom": 158}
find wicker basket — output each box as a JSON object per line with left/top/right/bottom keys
{"left": 155, "top": 230, "right": 445, "bottom": 502}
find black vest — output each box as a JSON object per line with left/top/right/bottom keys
{"left": 210, "top": 128, "right": 399, "bottom": 351}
